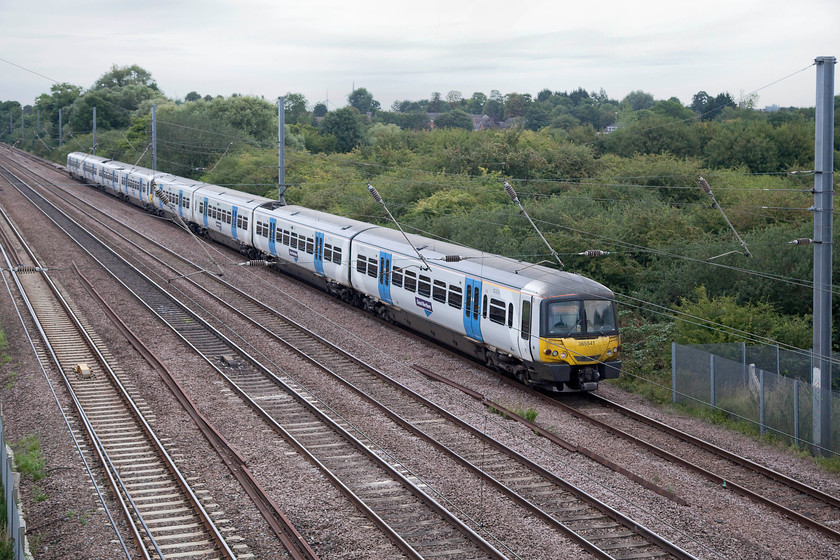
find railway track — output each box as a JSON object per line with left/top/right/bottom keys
{"left": 1, "top": 153, "right": 508, "bottom": 559}
{"left": 7, "top": 152, "right": 702, "bottom": 558}
{"left": 404, "top": 329, "right": 840, "bottom": 545}
{"left": 0, "top": 169, "right": 239, "bottom": 559}
{"left": 569, "top": 393, "right": 840, "bottom": 539}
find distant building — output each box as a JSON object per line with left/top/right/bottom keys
{"left": 603, "top": 123, "right": 618, "bottom": 134}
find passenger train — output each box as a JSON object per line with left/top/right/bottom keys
{"left": 66, "top": 152, "right": 621, "bottom": 391}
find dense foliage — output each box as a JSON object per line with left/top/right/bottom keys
{"left": 3, "top": 65, "right": 839, "bottom": 393}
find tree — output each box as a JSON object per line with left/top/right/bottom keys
{"left": 284, "top": 92, "right": 309, "bottom": 124}
{"left": 482, "top": 98, "right": 504, "bottom": 121}
{"left": 312, "top": 103, "right": 328, "bottom": 118}
{"left": 690, "top": 91, "right": 710, "bottom": 114}
{"left": 428, "top": 92, "right": 446, "bottom": 113}
{"left": 524, "top": 103, "right": 551, "bottom": 131}
{"left": 348, "top": 88, "right": 380, "bottom": 114}
{"left": 504, "top": 93, "right": 528, "bottom": 119}
{"left": 621, "top": 90, "right": 655, "bottom": 111}
{"left": 34, "top": 82, "right": 82, "bottom": 132}
{"left": 466, "top": 92, "right": 487, "bottom": 114}
{"left": 433, "top": 110, "right": 473, "bottom": 130}
{"left": 446, "top": 90, "right": 463, "bottom": 108}
{"left": 320, "top": 107, "right": 365, "bottom": 152}
{"left": 93, "top": 64, "right": 158, "bottom": 91}
{"left": 184, "top": 91, "right": 202, "bottom": 102}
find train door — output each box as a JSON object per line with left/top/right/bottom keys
{"left": 377, "top": 251, "right": 392, "bottom": 304}
{"left": 202, "top": 197, "right": 209, "bottom": 228}
{"left": 314, "top": 233, "right": 325, "bottom": 276}
{"left": 268, "top": 218, "right": 277, "bottom": 256}
{"left": 232, "top": 207, "right": 239, "bottom": 241}
{"left": 177, "top": 191, "right": 184, "bottom": 219}
{"left": 518, "top": 296, "right": 535, "bottom": 361}
{"left": 463, "top": 278, "right": 483, "bottom": 342}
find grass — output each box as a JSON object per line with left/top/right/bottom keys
{"left": 488, "top": 403, "right": 538, "bottom": 424}
{"left": 12, "top": 435, "right": 46, "bottom": 482}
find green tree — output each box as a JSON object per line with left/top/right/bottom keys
{"left": 184, "top": 91, "right": 202, "bottom": 102}
{"left": 674, "top": 287, "right": 810, "bottom": 348}
{"left": 321, "top": 107, "right": 365, "bottom": 152}
{"left": 34, "top": 82, "right": 82, "bottom": 133}
{"left": 621, "top": 90, "right": 655, "bottom": 111}
{"left": 284, "top": 92, "right": 309, "bottom": 124}
{"left": 504, "top": 93, "right": 528, "bottom": 119}
{"left": 433, "top": 110, "right": 473, "bottom": 130}
{"left": 93, "top": 64, "right": 158, "bottom": 91}
{"left": 348, "top": 88, "right": 380, "bottom": 114}
{"left": 466, "top": 92, "right": 487, "bottom": 114}
{"left": 313, "top": 102, "right": 328, "bottom": 117}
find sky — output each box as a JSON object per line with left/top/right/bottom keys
{"left": 1, "top": 0, "right": 838, "bottom": 112}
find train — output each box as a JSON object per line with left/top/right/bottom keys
{"left": 66, "top": 152, "right": 621, "bottom": 391}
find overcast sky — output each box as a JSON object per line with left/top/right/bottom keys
{"left": 2, "top": 0, "right": 838, "bottom": 112}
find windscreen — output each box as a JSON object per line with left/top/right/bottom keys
{"left": 545, "top": 299, "right": 617, "bottom": 336}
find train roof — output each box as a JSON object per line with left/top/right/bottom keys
{"left": 194, "top": 183, "right": 268, "bottom": 207}
{"left": 255, "top": 203, "right": 378, "bottom": 237}
{"left": 68, "top": 153, "right": 110, "bottom": 165}
{"left": 269, "top": 204, "right": 613, "bottom": 300}
{"left": 352, "top": 226, "right": 612, "bottom": 299}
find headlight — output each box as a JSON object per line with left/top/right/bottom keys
{"left": 560, "top": 352, "right": 567, "bottom": 359}
{"left": 552, "top": 350, "right": 558, "bottom": 357}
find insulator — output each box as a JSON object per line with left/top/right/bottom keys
{"left": 504, "top": 181, "right": 519, "bottom": 203}
{"left": 14, "top": 265, "right": 42, "bottom": 274}
{"left": 367, "top": 183, "right": 384, "bottom": 204}
{"left": 698, "top": 175, "right": 713, "bottom": 195}
{"left": 154, "top": 188, "right": 170, "bottom": 204}
{"left": 240, "top": 260, "right": 273, "bottom": 267}
{"left": 789, "top": 238, "right": 813, "bottom": 245}
{"left": 444, "top": 255, "right": 462, "bottom": 262}
{"left": 579, "top": 250, "right": 610, "bottom": 258}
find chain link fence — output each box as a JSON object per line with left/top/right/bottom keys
{"left": 672, "top": 342, "right": 840, "bottom": 453}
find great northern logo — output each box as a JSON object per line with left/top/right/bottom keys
{"left": 289, "top": 249, "right": 299, "bottom": 262}
{"left": 415, "top": 297, "right": 433, "bottom": 317}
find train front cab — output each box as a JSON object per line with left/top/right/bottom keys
{"left": 528, "top": 296, "right": 621, "bottom": 391}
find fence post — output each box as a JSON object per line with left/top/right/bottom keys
{"left": 794, "top": 379, "right": 800, "bottom": 446}
{"left": 760, "top": 369, "right": 766, "bottom": 435}
{"left": 672, "top": 342, "right": 677, "bottom": 403}
{"left": 710, "top": 354, "right": 716, "bottom": 408}
{"left": 776, "top": 344, "right": 781, "bottom": 376}
{"left": 742, "top": 341, "right": 747, "bottom": 382}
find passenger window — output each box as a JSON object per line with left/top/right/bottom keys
{"left": 356, "top": 256, "right": 366, "bottom": 274}
{"left": 306, "top": 238, "right": 314, "bottom": 254}
{"left": 392, "top": 267, "right": 403, "bottom": 288}
{"left": 489, "top": 298, "right": 506, "bottom": 325}
{"left": 291, "top": 233, "right": 298, "bottom": 249}
{"left": 448, "top": 285, "right": 462, "bottom": 309}
{"left": 333, "top": 247, "right": 342, "bottom": 265}
{"left": 418, "top": 275, "right": 431, "bottom": 297}
{"left": 404, "top": 270, "right": 417, "bottom": 292}
{"left": 521, "top": 300, "right": 531, "bottom": 340}
{"left": 367, "top": 257, "right": 377, "bottom": 278}
{"left": 473, "top": 287, "right": 480, "bottom": 319}
{"left": 433, "top": 280, "right": 446, "bottom": 303}
{"left": 324, "top": 244, "right": 333, "bottom": 262}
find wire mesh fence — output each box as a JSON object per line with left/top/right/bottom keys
{"left": 1, "top": 413, "right": 27, "bottom": 560}
{"left": 672, "top": 342, "right": 840, "bottom": 454}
